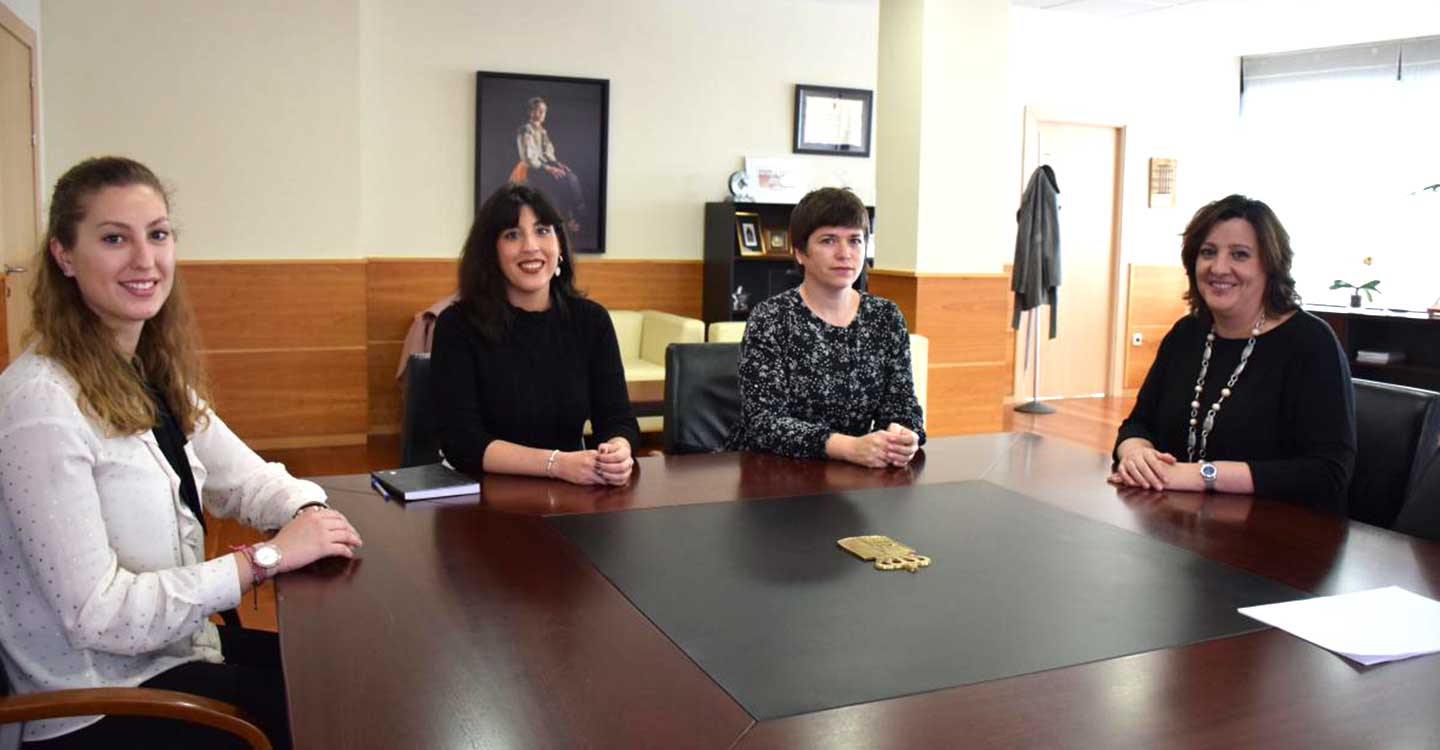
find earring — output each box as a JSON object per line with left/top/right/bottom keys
{"left": 555, "top": 256, "right": 563, "bottom": 277}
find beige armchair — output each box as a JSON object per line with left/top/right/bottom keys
{"left": 707, "top": 321, "right": 928, "bottom": 417}
{"left": 610, "top": 310, "right": 705, "bottom": 382}
{"left": 606, "top": 310, "right": 704, "bottom": 434}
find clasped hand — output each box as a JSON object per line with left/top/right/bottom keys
{"left": 844, "top": 424, "right": 920, "bottom": 469}
{"left": 554, "top": 438, "right": 633, "bottom": 486}
{"left": 1109, "top": 439, "right": 1177, "bottom": 490}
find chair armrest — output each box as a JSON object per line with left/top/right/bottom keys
{"left": 0, "top": 687, "right": 271, "bottom": 750}
{"left": 639, "top": 311, "right": 705, "bottom": 365}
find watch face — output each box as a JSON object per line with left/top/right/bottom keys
{"left": 1201, "top": 464, "right": 1218, "bottom": 480}
{"left": 253, "top": 544, "right": 282, "bottom": 568}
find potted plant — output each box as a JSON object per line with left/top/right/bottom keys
{"left": 1330, "top": 279, "right": 1381, "bottom": 307}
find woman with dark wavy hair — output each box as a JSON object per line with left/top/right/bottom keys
{"left": 431, "top": 183, "right": 637, "bottom": 485}
{"left": 0, "top": 157, "right": 361, "bottom": 749}
{"left": 1112, "top": 194, "right": 1355, "bottom": 512}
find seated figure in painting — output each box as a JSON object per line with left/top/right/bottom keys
{"left": 1112, "top": 194, "right": 1356, "bottom": 512}
{"left": 514, "top": 96, "right": 587, "bottom": 235}
{"left": 727, "top": 187, "right": 924, "bottom": 468}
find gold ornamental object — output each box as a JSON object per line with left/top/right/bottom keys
{"left": 837, "top": 535, "right": 931, "bottom": 573}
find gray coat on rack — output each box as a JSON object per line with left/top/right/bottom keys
{"left": 1011, "top": 164, "right": 1061, "bottom": 337}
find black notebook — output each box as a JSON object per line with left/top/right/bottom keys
{"left": 370, "top": 464, "right": 479, "bottom": 502}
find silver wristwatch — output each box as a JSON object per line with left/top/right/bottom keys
{"left": 1199, "top": 461, "right": 1218, "bottom": 492}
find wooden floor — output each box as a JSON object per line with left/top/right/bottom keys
{"left": 213, "top": 397, "right": 1134, "bottom": 632}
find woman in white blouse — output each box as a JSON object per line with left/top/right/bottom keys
{"left": 0, "top": 157, "right": 362, "bottom": 749}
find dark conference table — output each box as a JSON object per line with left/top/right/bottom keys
{"left": 279, "top": 434, "right": 1440, "bottom": 749}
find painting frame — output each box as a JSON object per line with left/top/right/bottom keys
{"left": 793, "top": 84, "right": 873, "bottom": 158}
{"left": 735, "top": 212, "right": 764, "bottom": 257}
{"left": 475, "top": 71, "right": 609, "bottom": 253}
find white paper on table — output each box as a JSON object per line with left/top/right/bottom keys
{"left": 1238, "top": 586, "right": 1440, "bottom": 665}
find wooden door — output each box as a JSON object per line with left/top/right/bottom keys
{"left": 1014, "top": 113, "right": 1124, "bottom": 400}
{"left": 0, "top": 7, "right": 40, "bottom": 363}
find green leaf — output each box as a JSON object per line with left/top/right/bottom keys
{"left": 1329, "top": 280, "right": 1353, "bottom": 290}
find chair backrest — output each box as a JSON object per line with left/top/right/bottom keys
{"left": 1394, "top": 447, "right": 1440, "bottom": 541}
{"left": 400, "top": 353, "right": 441, "bottom": 467}
{"left": 608, "top": 310, "right": 644, "bottom": 358}
{"left": 1348, "top": 379, "right": 1440, "bottom": 528}
{"left": 707, "top": 321, "right": 746, "bottom": 343}
{"left": 663, "top": 343, "right": 741, "bottom": 454}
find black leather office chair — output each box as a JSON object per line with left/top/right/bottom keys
{"left": 400, "top": 353, "right": 441, "bottom": 467}
{"left": 1394, "top": 447, "right": 1440, "bottom": 541}
{"left": 663, "top": 343, "right": 741, "bottom": 454}
{"left": 1348, "top": 379, "right": 1440, "bottom": 528}
{"left": 0, "top": 658, "right": 270, "bottom": 750}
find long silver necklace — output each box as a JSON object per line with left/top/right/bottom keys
{"left": 1186, "top": 314, "right": 1266, "bottom": 462}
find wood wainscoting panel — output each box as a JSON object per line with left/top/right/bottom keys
{"left": 366, "top": 258, "right": 458, "bottom": 342}
{"left": 204, "top": 348, "right": 367, "bottom": 448}
{"left": 369, "top": 341, "right": 404, "bottom": 435}
{"left": 915, "top": 274, "right": 1012, "bottom": 365}
{"left": 873, "top": 272, "right": 1012, "bottom": 437}
{"left": 868, "top": 270, "right": 918, "bottom": 331}
{"left": 183, "top": 260, "right": 367, "bottom": 351}
{"left": 926, "top": 363, "right": 1008, "bottom": 435}
{"left": 1123, "top": 264, "right": 1188, "bottom": 391}
{"left": 575, "top": 258, "right": 703, "bottom": 318}
{"left": 365, "top": 258, "right": 458, "bottom": 436}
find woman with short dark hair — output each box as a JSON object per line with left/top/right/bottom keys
{"left": 1112, "top": 194, "right": 1355, "bottom": 511}
{"left": 727, "top": 187, "right": 924, "bottom": 467}
{"left": 431, "top": 183, "right": 637, "bottom": 485}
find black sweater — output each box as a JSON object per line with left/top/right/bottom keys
{"left": 430, "top": 297, "right": 640, "bottom": 477}
{"left": 1115, "top": 310, "right": 1355, "bottom": 512}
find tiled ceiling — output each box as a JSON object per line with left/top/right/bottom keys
{"left": 1011, "top": 0, "right": 1217, "bottom": 18}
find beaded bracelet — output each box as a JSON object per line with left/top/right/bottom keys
{"left": 545, "top": 449, "right": 560, "bottom": 478}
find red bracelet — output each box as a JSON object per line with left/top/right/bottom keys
{"left": 229, "top": 544, "right": 270, "bottom": 586}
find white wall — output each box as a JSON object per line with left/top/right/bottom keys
{"left": 41, "top": 0, "right": 879, "bottom": 260}
{"left": 1009, "top": 0, "right": 1440, "bottom": 278}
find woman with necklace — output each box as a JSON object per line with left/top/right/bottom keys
{"left": 1112, "top": 195, "right": 1355, "bottom": 512}
{"left": 726, "top": 187, "right": 924, "bottom": 468}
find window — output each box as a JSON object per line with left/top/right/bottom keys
{"left": 1240, "top": 36, "right": 1440, "bottom": 311}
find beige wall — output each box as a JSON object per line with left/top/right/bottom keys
{"left": 1009, "top": 0, "right": 1440, "bottom": 272}
{"left": 41, "top": 0, "right": 879, "bottom": 261}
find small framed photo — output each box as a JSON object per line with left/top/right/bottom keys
{"left": 762, "top": 227, "right": 791, "bottom": 257}
{"left": 735, "top": 212, "right": 763, "bottom": 256}
{"left": 793, "top": 84, "right": 873, "bottom": 157}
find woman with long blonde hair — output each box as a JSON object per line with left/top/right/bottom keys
{"left": 0, "top": 157, "right": 362, "bottom": 749}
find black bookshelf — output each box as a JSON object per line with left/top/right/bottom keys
{"left": 1309, "top": 305, "right": 1440, "bottom": 391}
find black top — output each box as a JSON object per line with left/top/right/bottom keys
{"left": 1115, "top": 310, "right": 1356, "bottom": 512}
{"left": 726, "top": 289, "right": 925, "bottom": 459}
{"left": 431, "top": 296, "right": 640, "bottom": 476}
{"left": 148, "top": 386, "right": 204, "bottom": 532}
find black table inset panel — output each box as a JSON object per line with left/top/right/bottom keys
{"left": 546, "top": 481, "right": 1306, "bottom": 719}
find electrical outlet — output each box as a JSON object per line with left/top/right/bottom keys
{"left": 1131, "top": 332, "right": 1143, "bottom": 347}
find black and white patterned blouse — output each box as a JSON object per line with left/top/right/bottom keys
{"left": 727, "top": 288, "right": 925, "bottom": 458}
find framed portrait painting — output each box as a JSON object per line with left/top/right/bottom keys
{"left": 475, "top": 71, "right": 609, "bottom": 253}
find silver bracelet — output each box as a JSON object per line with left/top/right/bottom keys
{"left": 545, "top": 449, "right": 560, "bottom": 478}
